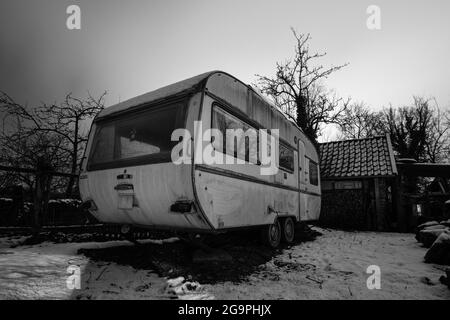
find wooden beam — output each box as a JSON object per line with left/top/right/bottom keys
{"left": 397, "top": 163, "right": 450, "bottom": 178}
{"left": 0, "top": 165, "right": 78, "bottom": 178}
{"left": 0, "top": 165, "right": 35, "bottom": 174}
{"left": 393, "top": 176, "right": 407, "bottom": 232}
{"left": 374, "top": 178, "right": 384, "bottom": 231}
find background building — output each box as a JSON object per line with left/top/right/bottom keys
{"left": 319, "top": 135, "right": 398, "bottom": 231}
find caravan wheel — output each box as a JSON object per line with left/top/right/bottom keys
{"left": 281, "top": 217, "right": 295, "bottom": 244}
{"left": 261, "top": 219, "right": 281, "bottom": 248}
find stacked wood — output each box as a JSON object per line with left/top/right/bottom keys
{"left": 424, "top": 231, "right": 450, "bottom": 265}
{"left": 440, "top": 219, "right": 450, "bottom": 228}
{"left": 416, "top": 221, "right": 449, "bottom": 248}
{"left": 439, "top": 269, "right": 450, "bottom": 289}
{"left": 416, "top": 220, "right": 440, "bottom": 232}
{"left": 416, "top": 220, "right": 450, "bottom": 266}
{"left": 320, "top": 189, "right": 366, "bottom": 230}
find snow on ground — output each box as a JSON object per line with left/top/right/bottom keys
{"left": 0, "top": 239, "right": 179, "bottom": 300}
{"left": 0, "top": 228, "right": 448, "bottom": 300}
{"left": 206, "top": 228, "right": 450, "bottom": 300}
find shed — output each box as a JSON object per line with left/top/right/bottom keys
{"left": 395, "top": 161, "right": 450, "bottom": 231}
{"left": 319, "top": 135, "right": 398, "bottom": 231}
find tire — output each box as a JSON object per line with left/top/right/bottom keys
{"left": 281, "top": 217, "right": 295, "bottom": 244}
{"left": 261, "top": 219, "right": 281, "bottom": 248}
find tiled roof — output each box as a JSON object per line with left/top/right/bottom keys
{"left": 319, "top": 135, "right": 397, "bottom": 179}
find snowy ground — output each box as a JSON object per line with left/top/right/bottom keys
{"left": 0, "top": 228, "right": 449, "bottom": 300}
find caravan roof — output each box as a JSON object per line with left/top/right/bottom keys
{"left": 95, "top": 71, "right": 306, "bottom": 139}
{"left": 96, "top": 71, "right": 217, "bottom": 120}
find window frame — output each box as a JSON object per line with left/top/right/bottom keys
{"left": 278, "top": 141, "right": 295, "bottom": 173}
{"left": 210, "top": 101, "right": 298, "bottom": 174}
{"left": 211, "top": 103, "right": 260, "bottom": 165}
{"left": 308, "top": 159, "right": 319, "bottom": 186}
{"left": 87, "top": 98, "right": 188, "bottom": 171}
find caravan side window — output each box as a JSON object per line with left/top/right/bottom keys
{"left": 309, "top": 160, "right": 319, "bottom": 186}
{"left": 212, "top": 106, "right": 258, "bottom": 164}
{"left": 279, "top": 143, "right": 294, "bottom": 172}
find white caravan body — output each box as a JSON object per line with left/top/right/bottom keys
{"left": 79, "top": 71, "right": 321, "bottom": 233}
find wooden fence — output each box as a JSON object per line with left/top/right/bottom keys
{"left": 0, "top": 164, "right": 80, "bottom": 234}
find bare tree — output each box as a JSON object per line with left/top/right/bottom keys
{"left": 340, "top": 96, "right": 450, "bottom": 163}
{"left": 0, "top": 91, "right": 106, "bottom": 196}
{"left": 256, "top": 29, "right": 350, "bottom": 142}
{"left": 424, "top": 99, "right": 450, "bottom": 163}
{"left": 0, "top": 111, "right": 66, "bottom": 231}
{"left": 39, "top": 93, "right": 106, "bottom": 196}
{"left": 339, "top": 102, "right": 383, "bottom": 139}
{"left": 0, "top": 94, "right": 66, "bottom": 191}
{"left": 338, "top": 96, "right": 450, "bottom": 163}
{"left": 382, "top": 97, "right": 433, "bottom": 162}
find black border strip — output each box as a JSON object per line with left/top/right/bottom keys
{"left": 191, "top": 78, "right": 215, "bottom": 230}
{"left": 195, "top": 164, "right": 321, "bottom": 197}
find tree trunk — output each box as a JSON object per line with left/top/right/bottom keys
{"left": 32, "top": 161, "right": 54, "bottom": 235}
{"left": 296, "top": 95, "right": 317, "bottom": 144}
{"left": 296, "top": 96, "right": 307, "bottom": 132}
{"left": 65, "top": 120, "right": 79, "bottom": 197}
{"left": 32, "top": 173, "right": 42, "bottom": 236}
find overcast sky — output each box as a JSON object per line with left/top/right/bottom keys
{"left": 1, "top": 0, "right": 449, "bottom": 128}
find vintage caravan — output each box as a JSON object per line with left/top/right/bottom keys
{"left": 79, "top": 71, "right": 321, "bottom": 247}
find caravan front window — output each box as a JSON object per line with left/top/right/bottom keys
{"left": 88, "top": 102, "right": 185, "bottom": 170}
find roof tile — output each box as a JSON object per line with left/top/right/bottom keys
{"left": 319, "top": 136, "right": 397, "bottom": 179}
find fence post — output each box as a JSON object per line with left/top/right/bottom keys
{"left": 0, "top": 164, "right": 75, "bottom": 232}
{"left": 32, "top": 158, "right": 53, "bottom": 236}
{"left": 32, "top": 171, "right": 43, "bottom": 236}
{"left": 11, "top": 185, "right": 24, "bottom": 226}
